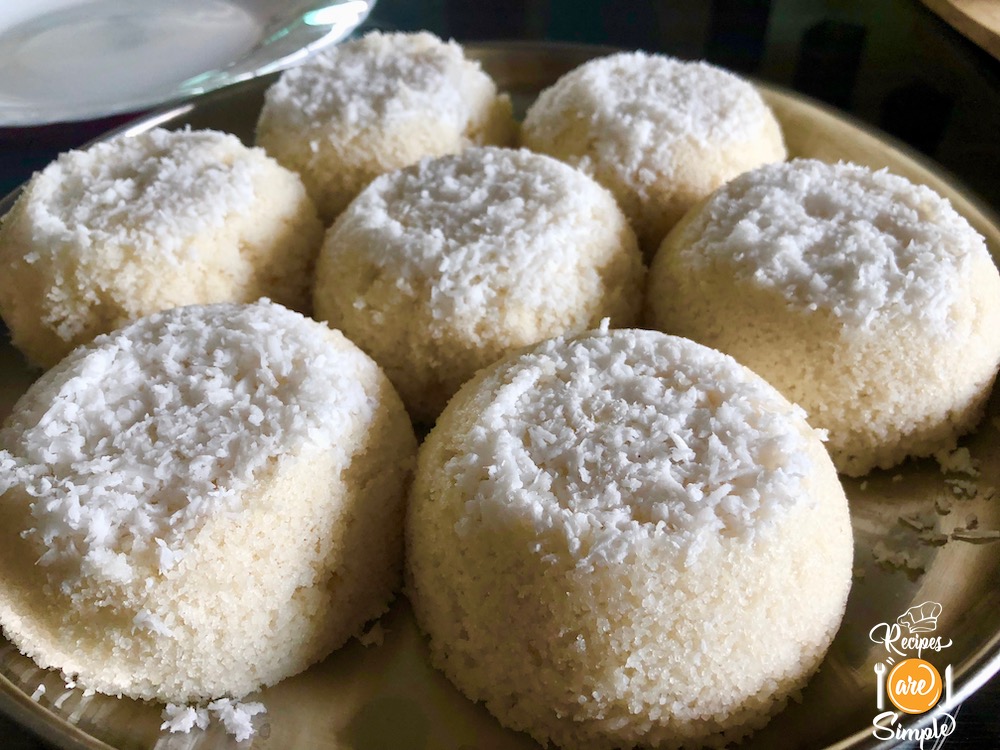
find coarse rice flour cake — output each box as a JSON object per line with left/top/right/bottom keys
{"left": 407, "top": 327, "right": 852, "bottom": 749}
{"left": 522, "top": 51, "right": 785, "bottom": 257}
{"left": 0, "top": 128, "right": 323, "bottom": 369}
{"left": 646, "top": 159, "right": 1000, "bottom": 475}
{"left": 257, "top": 31, "right": 516, "bottom": 223}
{"left": 314, "top": 146, "right": 644, "bottom": 423}
{"left": 0, "top": 300, "right": 416, "bottom": 704}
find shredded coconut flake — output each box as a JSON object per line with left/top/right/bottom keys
{"left": 899, "top": 513, "right": 934, "bottom": 532}
{"left": 952, "top": 528, "right": 1000, "bottom": 543}
{"left": 161, "top": 703, "right": 210, "bottom": 734}
{"left": 0, "top": 300, "right": 375, "bottom": 594}
{"left": 449, "top": 329, "right": 814, "bottom": 566}
{"left": 263, "top": 31, "right": 493, "bottom": 136}
{"left": 946, "top": 479, "right": 979, "bottom": 498}
{"left": 208, "top": 698, "right": 267, "bottom": 741}
{"left": 524, "top": 51, "right": 773, "bottom": 189}
{"left": 133, "top": 609, "right": 173, "bottom": 638}
{"left": 872, "top": 541, "right": 925, "bottom": 573}
{"left": 53, "top": 690, "right": 73, "bottom": 709}
{"left": 917, "top": 529, "right": 949, "bottom": 547}
{"left": 677, "top": 159, "right": 985, "bottom": 329}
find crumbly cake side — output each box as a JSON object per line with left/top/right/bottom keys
{"left": 0, "top": 128, "right": 323, "bottom": 368}
{"left": 257, "top": 31, "right": 516, "bottom": 222}
{"left": 0, "top": 300, "right": 417, "bottom": 702}
{"left": 407, "top": 328, "right": 852, "bottom": 749}
{"left": 314, "top": 146, "right": 644, "bottom": 422}
{"left": 647, "top": 159, "right": 1000, "bottom": 475}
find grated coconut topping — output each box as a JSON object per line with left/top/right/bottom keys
{"left": 449, "top": 328, "right": 814, "bottom": 566}
{"left": 24, "top": 128, "right": 267, "bottom": 270}
{"left": 677, "top": 159, "right": 986, "bottom": 329}
{"left": 340, "top": 146, "right": 627, "bottom": 320}
{"left": 262, "top": 31, "right": 494, "bottom": 136}
{"left": 524, "top": 51, "right": 774, "bottom": 187}
{"left": 0, "top": 300, "right": 375, "bottom": 591}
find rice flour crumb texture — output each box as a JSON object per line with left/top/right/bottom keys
{"left": 313, "top": 146, "right": 645, "bottom": 424}
{"left": 0, "top": 127, "right": 323, "bottom": 370}
{"left": 646, "top": 158, "right": 1000, "bottom": 476}
{"left": 521, "top": 51, "right": 786, "bottom": 258}
{"left": 406, "top": 327, "right": 853, "bottom": 749}
{"left": 256, "top": 31, "right": 517, "bottom": 223}
{"left": 0, "top": 300, "right": 416, "bottom": 704}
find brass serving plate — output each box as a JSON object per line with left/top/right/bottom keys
{"left": 1, "top": 41, "right": 999, "bottom": 750}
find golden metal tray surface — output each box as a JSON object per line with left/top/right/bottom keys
{"left": 0, "top": 41, "right": 998, "bottom": 750}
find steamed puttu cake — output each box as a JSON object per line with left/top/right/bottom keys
{"left": 0, "top": 300, "right": 416, "bottom": 703}
{"left": 256, "top": 31, "right": 517, "bottom": 223}
{"left": 646, "top": 158, "right": 1000, "bottom": 476}
{"left": 0, "top": 127, "right": 323, "bottom": 370}
{"left": 407, "top": 327, "right": 853, "bottom": 749}
{"left": 313, "top": 146, "right": 645, "bottom": 424}
{"left": 521, "top": 51, "right": 786, "bottom": 257}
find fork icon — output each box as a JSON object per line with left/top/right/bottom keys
{"left": 875, "top": 662, "right": 887, "bottom": 710}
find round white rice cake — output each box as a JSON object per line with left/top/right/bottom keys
{"left": 521, "top": 51, "right": 786, "bottom": 257}
{"left": 646, "top": 158, "right": 1000, "bottom": 476}
{"left": 256, "top": 31, "right": 516, "bottom": 223}
{"left": 406, "top": 327, "right": 853, "bottom": 749}
{"left": 0, "top": 300, "right": 416, "bottom": 703}
{"left": 0, "top": 127, "right": 323, "bottom": 370}
{"left": 313, "top": 146, "right": 645, "bottom": 424}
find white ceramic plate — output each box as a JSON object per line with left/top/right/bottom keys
{"left": 0, "top": 0, "right": 374, "bottom": 126}
{"left": 0, "top": 41, "right": 999, "bottom": 750}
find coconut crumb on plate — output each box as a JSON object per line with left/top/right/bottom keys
{"left": 161, "top": 698, "right": 266, "bottom": 741}
{"left": 951, "top": 528, "right": 1000, "bottom": 543}
{"left": 934, "top": 446, "right": 980, "bottom": 477}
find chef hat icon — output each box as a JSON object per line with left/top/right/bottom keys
{"left": 896, "top": 601, "right": 943, "bottom": 633}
